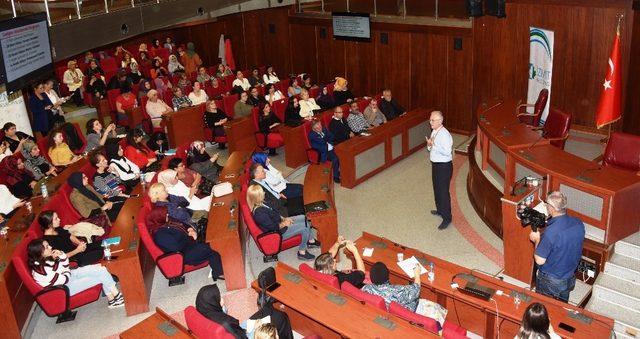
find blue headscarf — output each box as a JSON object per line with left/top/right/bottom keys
{"left": 251, "top": 152, "right": 269, "bottom": 171}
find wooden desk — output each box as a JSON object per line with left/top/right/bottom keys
{"left": 280, "top": 125, "right": 308, "bottom": 168}
{"left": 335, "top": 108, "right": 430, "bottom": 189}
{"left": 251, "top": 263, "right": 437, "bottom": 338}
{"left": 206, "top": 151, "right": 251, "bottom": 291}
{"left": 0, "top": 158, "right": 88, "bottom": 338}
{"left": 224, "top": 117, "right": 256, "bottom": 153}
{"left": 124, "top": 107, "right": 148, "bottom": 131}
{"left": 303, "top": 163, "right": 338, "bottom": 253}
{"left": 354, "top": 233, "right": 614, "bottom": 339}
{"left": 120, "top": 307, "right": 194, "bottom": 338}
{"left": 103, "top": 184, "right": 155, "bottom": 316}
{"left": 163, "top": 105, "right": 206, "bottom": 148}
{"left": 95, "top": 98, "right": 112, "bottom": 125}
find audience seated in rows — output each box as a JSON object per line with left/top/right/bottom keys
{"left": 314, "top": 236, "right": 365, "bottom": 287}
{"left": 153, "top": 69, "right": 173, "bottom": 99}
{"left": 308, "top": 120, "right": 341, "bottom": 183}
{"left": 249, "top": 163, "right": 302, "bottom": 217}
{"left": 248, "top": 87, "right": 266, "bottom": 107}
{"left": 67, "top": 171, "right": 118, "bottom": 223}
{"left": 328, "top": 106, "right": 353, "bottom": 145}
{"left": 172, "top": 87, "right": 192, "bottom": 109}
{"left": 157, "top": 168, "right": 211, "bottom": 212}
{"left": 235, "top": 92, "right": 254, "bottom": 118}
{"left": 187, "top": 140, "right": 222, "bottom": 183}
{"left": 251, "top": 152, "right": 303, "bottom": 200}
{"left": 332, "top": 77, "right": 354, "bottom": 106}
{"left": 27, "top": 238, "right": 125, "bottom": 308}
{"left": 247, "top": 184, "right": 318, "bottom": 261}
{"left": 146, "top": 89, "right": 173, "bottom": 128}
{"left": 284, "top": 97, "right": 302, "bottom": 127}
{"left": 90, "top": 151, "right": 134, "bottom": 200}
{"left": 347, "top": 101, "right": 372, "bottom": 134}
{"left": 189, "top": 81, "right": 208, "bottom": 106}
{"left": 232, "top": 71, "right": 251, "bottom": 93}
{"left": 362, "top": 261, "right": 447, "bottom": 326}
{"left": 0, "top": 155, "right": 36, "bottom": 199}
{"left": 264, "top": 84, "right": 284, "bottom": 104}
{"left": 115, "top": 86, "right": 137, "bottom": 122}
{"left": 128, "top": 62, "right": 143, "bottom": 84}
{"left": 2, "top": 122, "right": 34, "bottom": 153}
{"left": 168, "top": 54, "right": 185, "bottom": 75}
{"left": 48, "top": 130, "right": 82, "bottom": 167}
{"left": 105, "top": 142, "right": 142, "bottom": 183}
{"left": 21, "top": 140, "right": 57, "bottom": 180}
{"left": 209, "top": 77, "right": 227, "bottom": 99}
{"left": 124, "top": 128, "right": 158, "bottom": 171}
{"left": 203, "top": 101, "right": 228, "bottom": 149}
{"left": 138, "top": 79, "right": 152, "bottom": 100}
{"left": 263, "top": 66, "right": 280, "bottom": 85}
{"left": 39, "top": 210, "right": 103, "bottom": 266}
{"left": 299, "top": 89, "right": 320, "bottom": 120}
{"left": 248, "top": 68, "right": 264, "bottom": 87}
{"left": 216, "top": 63, "right": 233, "bottom": 78}
{"left": 146, "top": 183, "right": 223, "bottom": 281}
{"left": 316, "top": 86, "right": 335, "bottom": 110}
{"left": 258, "top": 103, "right": 283, "bottom": 156}
{"left": 379, "top": 89, "right": 405, "bottom": 121}
{"left": 85, "top": 119, "right": 116, "bottom": 153}
{"left": 363, "top": 98, "right": 386, "bottom": 126}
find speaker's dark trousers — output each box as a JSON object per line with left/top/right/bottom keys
{"left": 431, "top": 161, "right": 453, "bottom": 223}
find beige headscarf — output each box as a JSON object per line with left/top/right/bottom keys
{"left": 146, "top": 89, "right": 158, "bottom": 99}
{"left": 334, "top": 77, "right": 348, "bottom": 91}
{"left": 157, "top": 169, "right": 177, "bottom": 188}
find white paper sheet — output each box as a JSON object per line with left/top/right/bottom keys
{"left": 362, "top": 247, "right": 374, "bottom": 257}
{"left": 397, "top": 256, "right": 427, "bottom": 278}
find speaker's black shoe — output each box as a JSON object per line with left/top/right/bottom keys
{"left": 430, "top": 210, "right": 440, "bottom": 216}
{"left": 438, "top": 220, "right": 451, "bottom": 230}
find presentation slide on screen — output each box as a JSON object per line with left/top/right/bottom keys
{"left": 1, "top": 21, "right": 51, "bottom": 83}
{"left": 333, "top": 15, "right": 370, "bottom": 39}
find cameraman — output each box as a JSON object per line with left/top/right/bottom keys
{"left": 529, "top": 191, "right": 585, "bottom": 302}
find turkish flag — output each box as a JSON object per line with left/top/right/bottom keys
{"left": 224, "top": 39, "right": 236, "bottom": 71}
{"left": 595, "top": 33, "right": 622, "bottom": 128}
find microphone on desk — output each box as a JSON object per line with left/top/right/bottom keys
{"left": 522, "top": 130, "right": 548, "bottom": 152}
{"left": 575, "top": 166, "right": 603, "bottom": 182}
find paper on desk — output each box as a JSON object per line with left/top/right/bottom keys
{"left": 362, "top": 247, "right": 374, "bottom": 257}
{"left": 397, "top": 256, "right": 427, "bottom": 278}
{"left": 533, "top": 201, "right": 549, "bottom": 217}
{"left": 246, "top": 315, "right": 271, "bottom": 333}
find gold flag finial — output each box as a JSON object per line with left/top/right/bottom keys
{"left": 616, "top": 14, "right": 624, "bottom": 36}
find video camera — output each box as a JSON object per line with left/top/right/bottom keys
{"left": 517, "top": 204, "right": 547, "bottom": 232}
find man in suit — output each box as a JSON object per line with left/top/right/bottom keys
{"left": 328, "top": 106, "right": 353, "bottom": 145}
{"left": 249, "top": 163, "right": 289, "bottom": 216}
{"left": 379, "top": 89, "right": 405, "bottom": 121}
{"left": 308, "top": 120, "right": 341, "bottom": 183}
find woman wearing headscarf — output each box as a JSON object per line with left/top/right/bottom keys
{"left": 128, "top": 62, "right": 143, "bottom": 84}
{"left": 21, "top": 140, "right": 57, "bottom": 180}
{"left": 180, "top": 42, "right": 203, "bottom": 75}
{"left": 167, "top": 54, "right": 185, "bottom": 75}
{"left": 146, "top": 187, "right": 223, "bottom": 281}
{"left": 124, "top": 128, "right": 158, "bottom": 170}
{"left": 0, "top": 155, "right": 37, "bottom": 199}
{"left": 157, "top": 169, "right": 212, "bottom": 212}
{"left": 68, "top": 172, "right": 118, "bottom": 223}
{"left": 145, "top": 89, "right": 172, "bottom": 129}
{"left": 251, "top": 152, "right": 303, "bottom": 199}
{"left": 153, "top": 69, "right": 173, "bottom": 100}
{"left": 105, "top": 142, "right": 142, "bottom": 183}
{"left": 187, "top": 140, "right": 222, "bottom": 183}
{"left": 137, "top": 79, "right": 152, "bottom": 101}
{"left": 332, "top": 77, "right": 354, "bottom": 106}
{"left": 316, "top": 86, "right": 335, "bottom": 110}
{"left": 194, "top": 284, "right": 246, "bottom": 338}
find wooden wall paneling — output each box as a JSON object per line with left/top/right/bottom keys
{"left": 242, "top": 11, "right": 266, "bottom": 70}
{"left": 289, "top": 23, "right": 318, "bottom": 78}
{"left": 260, "top": 8, "right": 292, "bottom": 77}
{"left": 375, "top": 31, "right": 412, "bottom": 109}
{"left": 221, "top": 14, "right": 247, "bottom": 71}
{"left": 445, "top": 36, "right": 474, "bottom": 132}
{"left": 344, "top": 40, "right": 376, "bottom": 97}
{"left": 316, "top": 26, "right": 346, "bottom": 85}
{"left": 623, "top": 8, "right": 639, "bottom": 134}
{"left": 410, "top": 33, "right": 446, "bottom": 114}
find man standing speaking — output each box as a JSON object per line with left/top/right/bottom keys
{"left": 427, "top": 111, "right": 453, "bottom": 230}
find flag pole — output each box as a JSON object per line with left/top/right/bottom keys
{"left": 600, "top": 14, "right": 624, "bottom": 144}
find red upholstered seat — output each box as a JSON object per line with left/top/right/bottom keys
{"left": 223, "top": 94, "right": 239, "bottom": 118}
{"left": 517, "top": 88, "right": 549, "bottom": 126}
{"left": 543, "top": 107, "right": 571, "bottom": 149}
{"left": 603, "top": 132, "right": 640, "bottom": 172}
{"left": 252, "top": 108, "right": 284, "bottom": 151}
{"left": 37, "top": 137, "right": 52, "bottom": 163}
{"left": 274, "top": 80, "right": 289, "bottom": 96}
{"left": 389, "top": 302, "right": 467, "bottom": 338}
{"left": 357, "top": 97, "right": 372, "bottom": 114}
{"left": 271, "top": 98, "right": 287, "bottom": 122}
{"left": 65, "top": 123, "right": 87, "bottom": 155}
{"left": 136, "top": 205, "right": 208, "bottom": 285}
{"left": 184, "top": 306, "right": 235, "bottom": 339}
{"left": 240, "top": 189, "right": 301, "bottom": 262}
{"left": 340, "top": 281, "right": 386, "bottom": 310}
{"left": 326, "top": 82, "right": 335, "bottom": 95}
{"left": 56, "top": 184, "right": 84, "bottom": 224}
{"left": 298, "top": 263, "right": 340, "bottom": 291}
{"left": 11, "top": 233, "right": 103, "bottom": 320}
{"left": 302, "top": 120, "right": 321, "bottom": 164}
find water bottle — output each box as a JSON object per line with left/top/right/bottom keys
{"left": 103, "top": 242, "right": 111, "bottom": 261}
{"left": 40, "top": 179, "right": 48, "bottom": 199}
{"left": 173, "top": 103, "right": 179, "bottom": 112}
{"left": 428, "top": 262, "right": 435, "bottom": 282}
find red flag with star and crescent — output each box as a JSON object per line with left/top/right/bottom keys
{"left": 595, "top": 31, "right": 622, "bottom": 128}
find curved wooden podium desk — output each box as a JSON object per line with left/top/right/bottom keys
{"left": 468, "top": 98, "right": 640, "bottom": 279}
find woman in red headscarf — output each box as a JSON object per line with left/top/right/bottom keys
{"left": 0, "top": 155, "right": 37, "bottom": 199}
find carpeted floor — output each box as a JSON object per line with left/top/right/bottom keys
{"left": 24, "top": 119, "right": 604, "bottom": 337}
